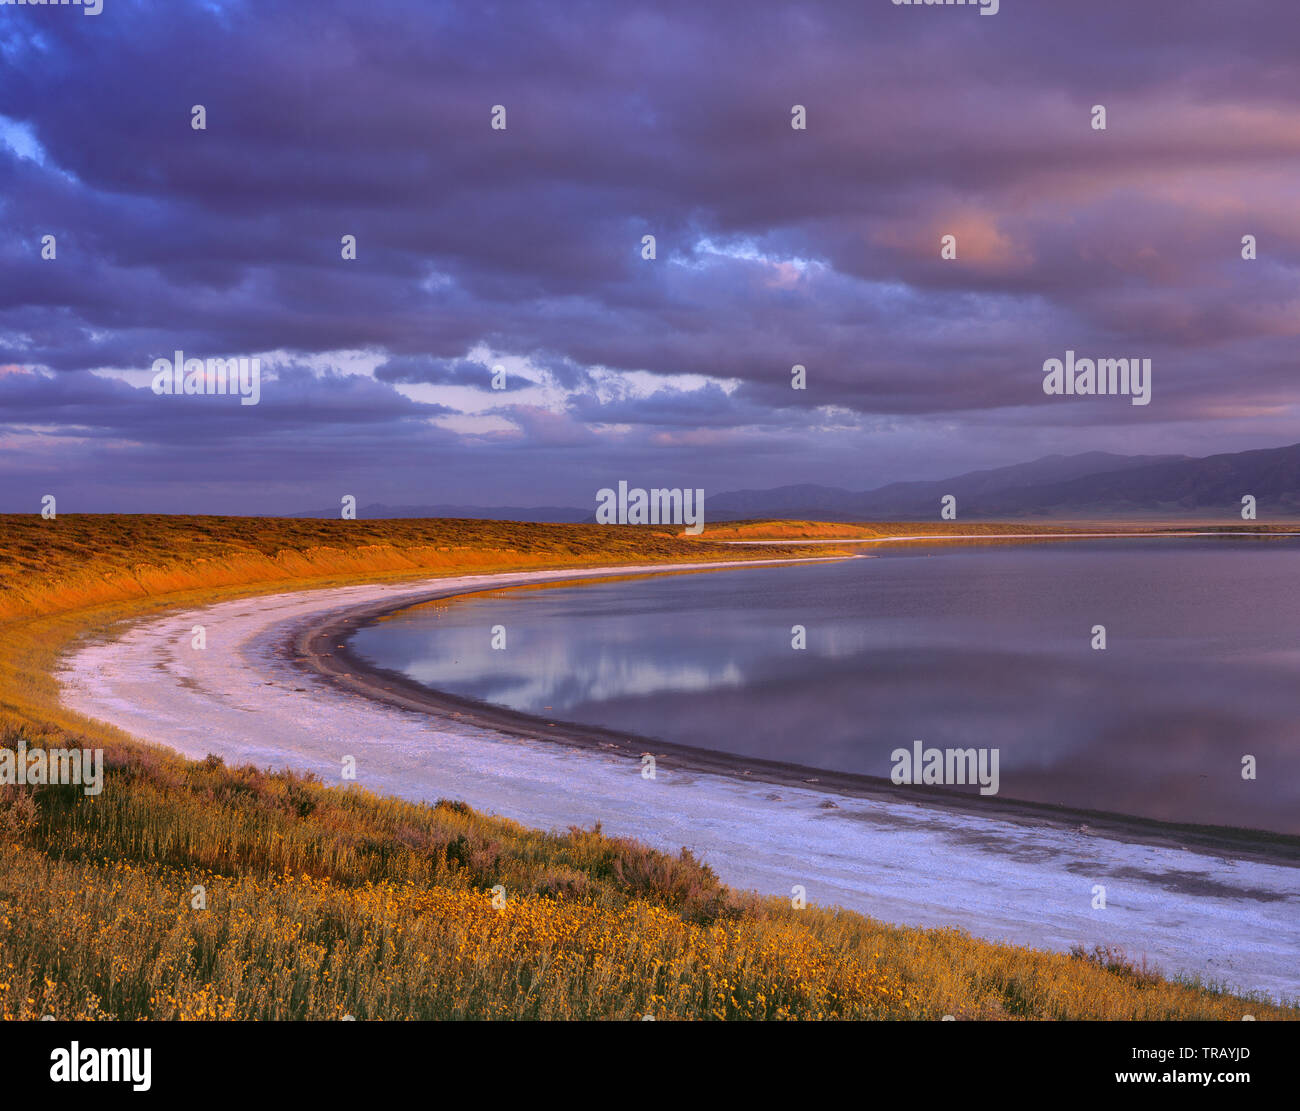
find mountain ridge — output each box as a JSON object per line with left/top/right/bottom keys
{"left": 291, "top": 443, "right": 1300, "bottom": 521}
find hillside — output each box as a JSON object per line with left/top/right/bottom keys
{"left": 704, "top": 444, "right": 1300, "bottom": 521}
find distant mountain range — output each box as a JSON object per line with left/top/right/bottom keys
{"left": 290, "top": 503, "right": 591, "bottom": 522}
{"left": 703, "top": 451, "right": 1185, "bottom": 520}
{"left": 293, "top": 442, "right": 1300, "bottom": 522}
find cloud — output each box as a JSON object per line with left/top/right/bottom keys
{"left": 1, "top": 0, "right": 1297, "bottom": 509}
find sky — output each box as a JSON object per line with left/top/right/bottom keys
{"left": 0, "top": 0, "right": 1297, "bottom": 514}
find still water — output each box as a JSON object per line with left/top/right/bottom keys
{"left": 348, "top": 540, "right": 1300, "bottom": 833}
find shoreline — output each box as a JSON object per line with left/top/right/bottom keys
{"left": 58, "top": 549, "right": 1300, "bottom": 1002}
{"left": 300, "top": 561, "right": 1300, "bottom": 866}
{"left": 718, "top": 529, "right": 1300, "bottom": 546}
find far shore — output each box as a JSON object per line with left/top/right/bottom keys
{"left": 716, "top": 529, "right": 1300, "bottom": 546}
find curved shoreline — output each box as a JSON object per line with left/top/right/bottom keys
{"left": 59, "top": 551, "right": 1300, "bottom": 1002}
{"left": 299, "top": 562, "right": 1300, "bottom": 865}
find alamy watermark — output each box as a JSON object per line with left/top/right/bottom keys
{"left": 50, "top": 1043, "right": 150, "bottom": 1092}
{"left": 151, "top": 350, "right": 261, "bottom": 406}
{"left": 1, "top": 741, "right": 103, "bottom": 795}
{"left": 596, "top": 481, "right": 705, "bottom": 535}
{"left": 1, "top": 0, "right": 102, "bottom": 14}
{"left": 1042, "top": 351, "right": 1151, "bottom": 406}
{"left": 892, "top": 0, "right": 998, "bottom": 15}
{"left": 891, "top": 740, "right": 1000, "bottom": 796}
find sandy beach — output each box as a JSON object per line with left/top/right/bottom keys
{"left": 59, "top": 559, "right": 1300, "bottom": 1002}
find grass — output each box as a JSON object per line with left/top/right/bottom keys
{"left": 0, "top": 514, "right": 1294, "bottom": 1020}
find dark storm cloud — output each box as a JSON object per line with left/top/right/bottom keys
{"left": 0, "top": 0, "right": 1296, "bottom": 508}
{"left": 0, "top": 363, "right": 443, "bottom": 441}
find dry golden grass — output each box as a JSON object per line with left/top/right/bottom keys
{"left": 0, "top": 514, "right": 1293, "bottom": 1020}
{"left": 0, "top": 513, "right": 829, "bottom": 621}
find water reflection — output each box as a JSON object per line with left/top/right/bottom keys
{"left": 349, "top": 540, "right": 1300, "bottom": 833}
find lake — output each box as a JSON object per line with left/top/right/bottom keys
{"left": 346, "top": 538, "right": 1300, "bottom": 834}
